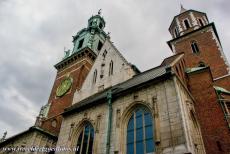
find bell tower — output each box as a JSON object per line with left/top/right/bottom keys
{"left": 167, "top": 5, "right": 229, "bottom": 79}
{"left": 168, "top": 7, "right": 230, "bottom": 153}
{"left": 36, "top": 12, "right": 109, "bottom": 135}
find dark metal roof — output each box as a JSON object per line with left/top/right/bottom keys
{"left": 64, "top": 65, "right": 172, "bottom": 116}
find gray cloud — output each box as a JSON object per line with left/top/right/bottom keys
{"left": 0, "top": 0, "right": 229, "bottom": 138}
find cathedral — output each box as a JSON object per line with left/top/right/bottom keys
{"left": 0, "top": 6, "right": 230, "bottom": 154}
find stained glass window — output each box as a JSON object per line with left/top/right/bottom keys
{"left": 127, "top": 108, "right": 155, "bottom": 154}
{"left": 76, "top": 123, "right": 94, "bottom": 154}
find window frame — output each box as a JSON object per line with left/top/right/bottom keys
{"left": 109, "top": 60, "right": 113, "bottom": 76}
{"left": 75, "top": 123, "right": 95, "bottom": 154}
{"left": 183, "top": 19, "right": 191, "bottom": 29}
{"left": 97, "top": 40, "right": 103, "bottom": 51}
{"left": 191, "top": 41, "right": 200, "bottom": 54}
{"left": 93, "top": 69, "right": 97, "bottom": 84}
{"left": 126, "top": 107, "right": 155, "bottom": 154}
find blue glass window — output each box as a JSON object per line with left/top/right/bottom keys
{"left": 76, "top": 123, "right": 94, "bottom": 154}
{"left": 126, "top": 108, "right": 155, "bottom": 154}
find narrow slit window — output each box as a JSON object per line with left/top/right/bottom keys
{"left": 184, "top": 19, "right": 190, "bottom": 29}
{"left": 93, "top": 69, "right": 97, "bottom": 84}
{"left": 191, "top": 41, "right": 200, "bottom": 54}
{"left": 78, "top": 39, "right": 84, "bottom": 49}
{"left": 99, "top": 22, "right": 103, "bottom": 29}
{"left": 109, "top": 60, "right": 113, "bottom": 76}
{"left": 97, "top": 41, "right": 103, "bottom": 51}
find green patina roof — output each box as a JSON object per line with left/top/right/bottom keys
{"left": 61, "top": 12, "right": 108, "bottom": 61}
{"left": 214, "top": 86, "right": 230, "bottom": 94}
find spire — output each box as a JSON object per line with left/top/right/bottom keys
{"left": 98, "top": 9, "right": 102, "bottom": 15}
{"left": 180, "top": 4, "right": 187, "bottom": 13}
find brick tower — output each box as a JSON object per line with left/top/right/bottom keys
{"left": 168, "top": 6, "right": 229, "bottom": 79}
{"left": 35, "top": 12, "right": 108, "bottom": 135}
{"left": 168, "top": 6, "right": 230, "bottom": 153}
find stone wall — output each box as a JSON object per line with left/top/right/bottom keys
{"left": 73, "top": 39, "right": 136, "bottom": 104}
{"left": 57, "top": 77, "right": 205, "bottom": 154}
{"left": 0, "top": 130, "right": 56, "bottom": 154}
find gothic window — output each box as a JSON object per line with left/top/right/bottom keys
{"left": 78, "top": 39, "right": 84, "bottom": 49}
{"left": 109, "top": 60, "right": 113, "bottom": 76}
{"left": 191, "top": 41, "right": 200, "bottom": 54}
{"left": 102, "top": 50, "right": 107, "bottom": 59}
{"left": 93, "top": 69, "right": 97, "bottom": 84}
{"left": 127, "top": 108, "right": 155, "bottom": 154}
{"left": 76, "top": 123, "right": 94, "bottom": 154}
{"left": 198, "top": 19, "right": 204, "bottom": 27}
{"left": 184, "top": 19, "right": 190, "bottom": 29}
{"left": 97, "top": 41, "right": 103, "bottom": 51}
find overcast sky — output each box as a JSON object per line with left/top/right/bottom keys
{"left": 0, "top": 0, "right": 229, "bottom": 138}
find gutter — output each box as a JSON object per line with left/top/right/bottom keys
{"left": 106, "top": 90, "right": 112, "bottom": 154}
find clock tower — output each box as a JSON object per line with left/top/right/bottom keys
{"left": 36, "top": 12, "right": 109, "bottom": 135}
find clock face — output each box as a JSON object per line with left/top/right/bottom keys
{"left": 56, "top": 77, "right": 73, "bottom": 97}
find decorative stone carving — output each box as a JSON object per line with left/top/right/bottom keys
{"left": 116, "top": 109, "right": 121, "bottom": 128}
{"left": 96, "top": 115, "right": 101, "bottom": 133}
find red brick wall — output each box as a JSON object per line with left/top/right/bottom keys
{"left": 214, "top": 75, "right": 230, "bottom": 91}
{"left": 171, "top": 27, "right": 228, "bottom": 78}
{"left": 187, "top": 68, "right": 230, "bottom": 153}
{"left": 40, "top": 54, "right": 95, "bottom": 135}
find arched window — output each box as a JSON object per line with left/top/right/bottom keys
{"left": 198, "top": 61, "right": 206, "bottom": 67}
{"left": 174, "top": 27, "right": 179, "bottom": 37}
{"left": 76, "top": 123, "right": 94, "bottom": 154}
{"left": 191, "top": 41, "right": 200, "bottom": 54}
{"left": 93, "top": 69, "right": 97, "bottom": 84}
{"left": 198, "top": 19, "right": 204, "bottom": 27}
{"left": 51, "top": 119, "right": 57, "bottom": 128}
{"left": 184, "top": 19, "right": 190, "bottom": 29}
{"left": 109, "top": 60, "right": 113, "bottom": 76}
{"left": 127, "top": 108, "right": 155, "bottom": 154}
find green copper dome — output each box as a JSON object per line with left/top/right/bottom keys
{"left": 62, "top": 11, "right": 108, "bottom": 60}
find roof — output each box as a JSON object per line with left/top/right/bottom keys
{"left": 64, "top": 65, "right": 172, "bottom": 116}
{"left": 0, "top": 126, "right": 57, "bottom": 146}
{"left": 160, "top": 52, "right": 184, "bottom": 67}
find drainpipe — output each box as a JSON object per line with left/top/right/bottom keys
{"left": 106, "top": 89, "right": 112, "bottom": 154}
